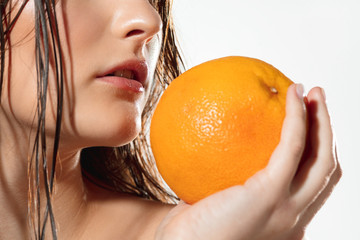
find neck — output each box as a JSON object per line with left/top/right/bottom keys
{"left": 0, "top": 115, "right": 89, "bottom": 239}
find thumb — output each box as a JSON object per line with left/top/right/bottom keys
{"left": 267, "top": 83, "right": 307, "bottom": 191}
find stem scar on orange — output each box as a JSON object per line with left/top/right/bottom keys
{"left": 150, "top": 56, "right": 293, "bottom": 204}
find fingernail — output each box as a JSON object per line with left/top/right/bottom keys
{"left": 296, "top": 84, "right": 304, "bottom": 99}
{"left": 320, "top": 88, "right": 326, "bottom": 101}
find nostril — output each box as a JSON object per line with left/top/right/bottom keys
{"left": 126, "top": 29, "right": 145, "bottom": 38}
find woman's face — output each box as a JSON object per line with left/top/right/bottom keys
{"left": 1, "top": 0, "right": 163, "bottom": 149}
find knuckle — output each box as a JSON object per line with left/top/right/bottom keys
{"left": 332, "top": 161, "right": 342, "bottom": 183}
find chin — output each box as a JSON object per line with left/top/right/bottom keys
{"left": 109, "top": 122, "right": 141, "bottom": 147}
{"left": 94, "top": 117, "right": 142, "bottom": 147}
{"left": 63, "top": 113, "right": 142, "bottom": 149}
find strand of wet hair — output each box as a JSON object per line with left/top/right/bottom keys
{"left": 33, "top": 0, "right": 57, "bottom": 239}
{"left": 41, "top": 0, "right": 64, "bottom": 237}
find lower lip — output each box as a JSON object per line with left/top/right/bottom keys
{"left": 97, "top": 76, "right": 145, "bottom": 93}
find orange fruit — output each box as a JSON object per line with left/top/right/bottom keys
{"left": 150, "top": 56, "right": 293, "bottom": 204}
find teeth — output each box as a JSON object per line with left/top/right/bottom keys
{"left": 113, "top": 69, "right": 135, "bottom": 79}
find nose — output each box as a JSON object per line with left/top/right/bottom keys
{"left": 110, "top": 0, "right": 162, "bottom": 44}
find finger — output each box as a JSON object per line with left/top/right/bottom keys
{"left": 290, "top": 87, "right": 337, "bottom": 211}
{"left": 267, "top": 83, "right": 307, "bottom": 191}
{"left": 295, "top": 154, "right": 341, "bottom": 228}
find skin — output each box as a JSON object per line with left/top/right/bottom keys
{"left": 0, "top": 0, "right": 341, "bottom": 239}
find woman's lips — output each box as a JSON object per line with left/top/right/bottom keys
{"left": 99, "top": 75, "right": 145, "bottom": 93}
{"left": 96, "top": 59, "right": 148, "bottom": 93}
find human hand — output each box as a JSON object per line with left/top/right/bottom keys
{"left": 155, "top": 84, "right": 341, "bottom": 240}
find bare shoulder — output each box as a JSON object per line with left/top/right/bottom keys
{"left": 80, "top": 184, "right": 176, "bottom": 240}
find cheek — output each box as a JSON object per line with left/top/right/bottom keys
{"left": 59, "top": 0, "right": 107, "bottom": 61}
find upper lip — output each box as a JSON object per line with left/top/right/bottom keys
{"left": 97, "top": 59, "right": 149, "bottom": 85}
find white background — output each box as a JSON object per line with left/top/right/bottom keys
{"left": 172, "top": 0, "right": 360, "bottom": 239}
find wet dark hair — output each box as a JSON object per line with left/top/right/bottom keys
{"left": 0, "top": 0, "right": 183, "bottom": 239}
